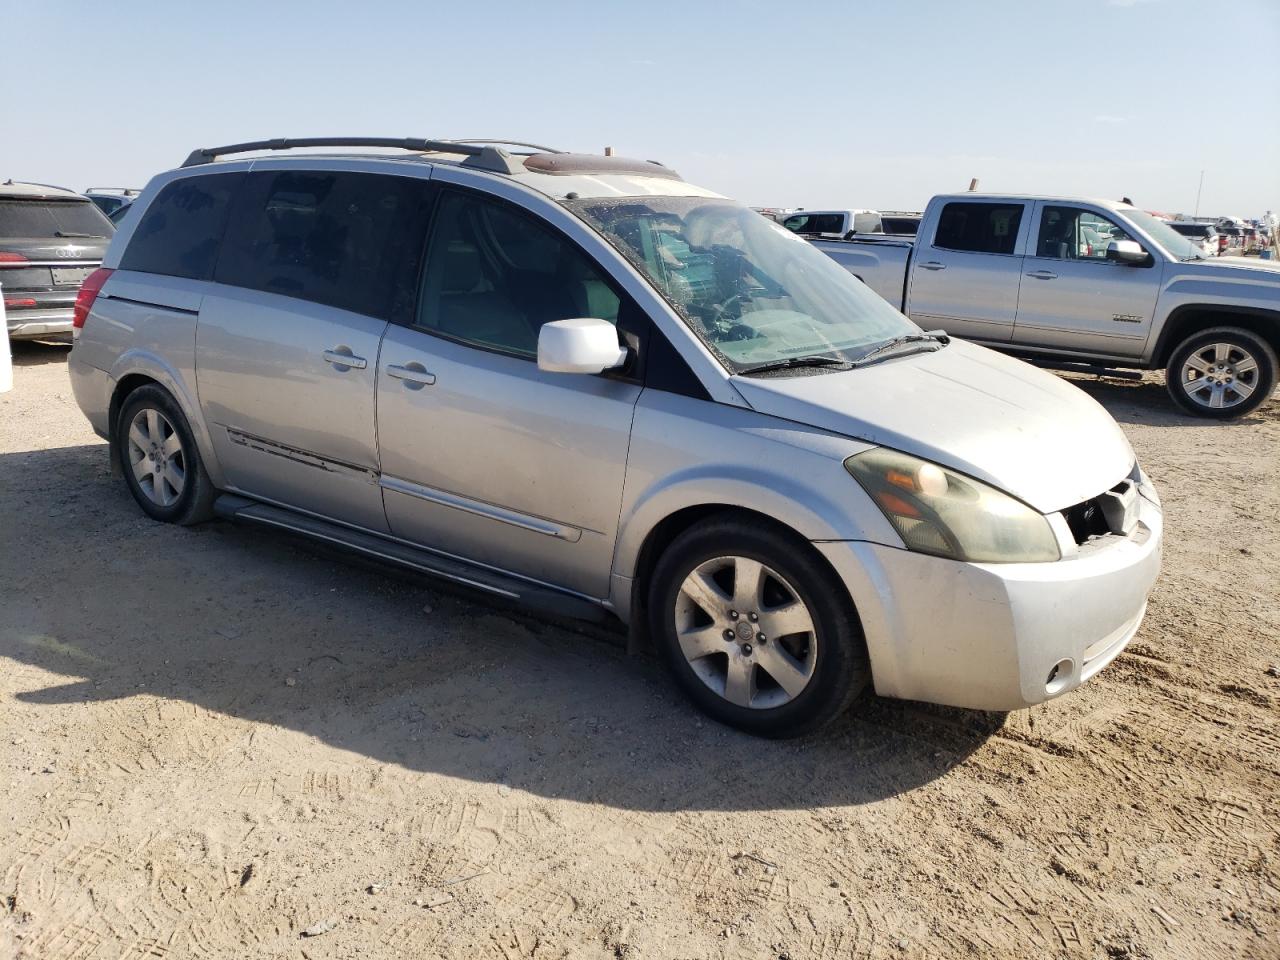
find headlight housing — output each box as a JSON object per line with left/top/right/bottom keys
{"left": 845, "top": 448, "right": 1060, "bottom": 563}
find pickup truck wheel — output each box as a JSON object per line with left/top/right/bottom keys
{"left": 1166, "top": 327, "right": 1277, "bottom": 419}
{"left": 647, "top": 515, "right": 869, "bottom": 739}
{"left": 115, "top": 384, "right": 217, "bottom": 525}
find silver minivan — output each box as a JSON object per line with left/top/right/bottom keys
{"left": 69, "top": 138, "right": 1163, "bottom": 738}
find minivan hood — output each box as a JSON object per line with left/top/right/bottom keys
{"left": 731, "top": 339, "right": 1134, "bottom": 514}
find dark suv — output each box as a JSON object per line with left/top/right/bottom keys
{"left": 1, "top": 180, "right": 113, "bottom": 341}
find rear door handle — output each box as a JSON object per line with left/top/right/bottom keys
{"left": 322, "top": 348, "right": 367, "bottom": 370}
{"left": 386, "top": 362, "right": 436, "bottom": 388}
{"left": 919, "top": 261, "right": 946, "bottom": 271}
{"left": 1026, "top": 270, "right": 1058, "bottom": 280}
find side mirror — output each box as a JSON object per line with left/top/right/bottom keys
{"left": 537, "top": 318, "right": 628, "bottom": 374}
{"left": 1106, "top": 239, "right": 1148, "bottom": 264}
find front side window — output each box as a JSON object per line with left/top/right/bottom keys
{"left": 416, "top": 191, "right": 620, "bottom": 357}
{"left": 933, "top": 202, "right": 1023, "bottom": 255}
{"left": 567, "top": 196, "right": 916, "bottom": 370}
{"left": 216, "top": 171, "right": 429, "bottom": 320}
{"left": 1036, "top": 206, "right": 1135, "bottom": 261}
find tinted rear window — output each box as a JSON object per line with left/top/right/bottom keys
{"left": 0, "top": 199, "right": 112, "bottom": 239}
{"left": 120, "top": 174, "right": 242, "bottom": 280}
{"left": 215, "top": 170, "right": 430, "bottom": 321}
{"left": 933, "top": 202, "right": 1023, "bottom": 254}
{"left": 1170, "top": 223, "right": 1211, "bottom": 237}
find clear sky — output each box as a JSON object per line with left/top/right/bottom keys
{"left": 4, "top": 0, "right": 1277, "bottom": 218}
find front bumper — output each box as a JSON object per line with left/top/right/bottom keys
{"left": 817, "top": 492, "right": 1163, "bottom": 711}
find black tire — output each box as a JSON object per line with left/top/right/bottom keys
{"left": 1165, "top": 326, "right": 1277, "bottom": 419}
{"left": 647, "top": 514, "right": 869, "bottom": 738}
{"left": 114, "top": 384, "right": 217, "bottom": 525}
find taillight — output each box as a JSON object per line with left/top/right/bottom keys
{"left": 72, "top": 267, "right": 114, "bottom": 331}
{"left": 0, "top": 251, "right": 28, "bottom": 265}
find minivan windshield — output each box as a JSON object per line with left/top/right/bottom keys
{"left": 566, "top": 197, "right": 918, "bottom": 370}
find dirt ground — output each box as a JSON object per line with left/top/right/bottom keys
{"left": 1, "top": 340, "right": 1277, "bottom": 960}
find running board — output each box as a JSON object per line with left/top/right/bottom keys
{"left": 212, "top": 494, "right": 610, "bottom": 622}
{"left": 1027, "top": 360, "right": 1144, "bottom": 380}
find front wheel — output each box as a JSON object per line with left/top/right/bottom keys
{"left": 647, "top": 515, "right": 869, "bottom": 738}
{"left": 1166, "top": 326, "right": 1277, "bottom": 419}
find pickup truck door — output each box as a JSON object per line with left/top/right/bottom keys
{"left": 1012, "top": 203, "right": 1161, "bottom": 358}
{"left": 904, "top": 199, "right": 1031, "bottom": 343}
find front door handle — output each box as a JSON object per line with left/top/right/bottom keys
{"left": 1026, "top": 270, "right": 1058, "bottom": 280}
{"left": 323, "top": 347, "right": 367, "bottom": 370}
{"left": 919, "top": 261, "right": 947, "bottom": 271}
{"left": 386, "top": 362, "right": 436, "bottom": 388}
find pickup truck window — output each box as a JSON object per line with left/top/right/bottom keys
{"left": 1037, "top": 206, "right": 1134, "bottom": 261}
{"left": 567, "top": 196, "right": 915, "bottom": 370}
{"left": 934, "top": 202, "right": 1023, "bottom": 255}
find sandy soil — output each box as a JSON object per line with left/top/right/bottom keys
{"left": 1, "top": 341, "right": 1277, "bottom": 960}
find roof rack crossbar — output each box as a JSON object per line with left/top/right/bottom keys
{"left": 180, "top": 137, "right": 525, "bottom": 174}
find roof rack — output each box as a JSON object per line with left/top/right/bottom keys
{"left": 180, "top": 137, "right": 525, "bottom": 174}
{"left": 86, "top": 186, "right": 142, "bottom": 196}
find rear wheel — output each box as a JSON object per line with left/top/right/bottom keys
{"left": 115, "top": 384, "right": 216, "bottom": 524}
{"left": 648, "top": 515, "right": 869, "bottom": 738}
{"left": 1165, "top": 326, "right": 1277, "bottom": 419}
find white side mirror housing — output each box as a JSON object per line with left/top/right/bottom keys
{"left": 537, "top": 318, "right": 628, "bottom": 374}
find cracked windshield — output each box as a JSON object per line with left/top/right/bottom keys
{"left": 569, "top": 197, "right": 916, "bottom": 369}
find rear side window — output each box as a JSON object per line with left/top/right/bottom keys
{"left": 782, "top": 213, "right": 846, "bottom": 235}
{"left": 0, "top": 199, "right": 112, "bottom": 239}
{"left": 216, "top": 170, "right": 430, "bottom": 321}
{"left": 120, "top": 174, "right": 241, "bottom": 279}
{"left": 933, "top": 202, "right": 1023, "bottom": 255}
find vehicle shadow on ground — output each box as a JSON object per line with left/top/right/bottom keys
{"left": 1062, "top": 372, "right": 1278, "bottom": 427}
{"left": 3, "top": 442, "right": 1003, "bottom": 812}
{"left": 7, "top": 340, "right": 72, "bottom": 367}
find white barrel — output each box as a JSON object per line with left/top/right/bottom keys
{"left": 0, "top": 283, "right": 12, "bottom": 394}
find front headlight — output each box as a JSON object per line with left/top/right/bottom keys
{"left": 845, "top": 448, "right": 1060, "bottom": 563}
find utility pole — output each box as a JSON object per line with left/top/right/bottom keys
{"left": 1194, "top": 169, "right": 1205, "bottom": 218}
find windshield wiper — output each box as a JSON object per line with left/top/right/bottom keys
{"left": 851, "top": 331, "right": 950, "bottom": 367}
{"left": 54, "top": 231, "right": 99, "bottom": 238}
{"left": 737, "top": 355, "right": 849, "bottom": 376}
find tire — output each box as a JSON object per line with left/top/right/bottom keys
{"left": 647, "top": 514, "right": 869, "bottom": 738}
{"left": 115, "top": 384, "right": 217, "bottom": 525}
{"left": 1166, "top": 326, "right": 1278, "bottom": 419}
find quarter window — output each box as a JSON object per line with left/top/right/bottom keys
{"left": 933, "top": 202, "right": 1023, "bottom": 255}
{"left": 119, "top": 175, "right": 241, "bottom": 279}
{"left": 215, "top": 171, "right": 430, "bottom": 321}
{"left": 1036, "top": 206, "right": 1134, "bottom": 261}
{"left": 416, "top": 191, "right": 620, "bottom": 358}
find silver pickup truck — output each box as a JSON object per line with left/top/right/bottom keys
{"left": 810, "top": 194, "right": 1280, "bottom": 418}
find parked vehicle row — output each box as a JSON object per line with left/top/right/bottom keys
{"left": 809, "top": 194, "right": 1280, "bottom": 418}
{"left": 779, "top": 208, "right": 921, "bottom": 238}
{"left": 68, "top": 137, "right": 1164, "bottom": 738}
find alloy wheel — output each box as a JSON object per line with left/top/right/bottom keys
{"left": 1180, "top": 341, "right": 1260, "bottom": 411}
{"left": 674, "top": 556, "right": 818, "bottom": 710}
{"left": 127, "top": 408, "right": 186, "bottom": 507}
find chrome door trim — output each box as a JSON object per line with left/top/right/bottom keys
{"left": 378, "top": 474, "right": 584, "bottom": 543}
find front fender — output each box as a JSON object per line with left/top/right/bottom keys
{"left": 608, "top": 392, "right": 904, "bottom": 621}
